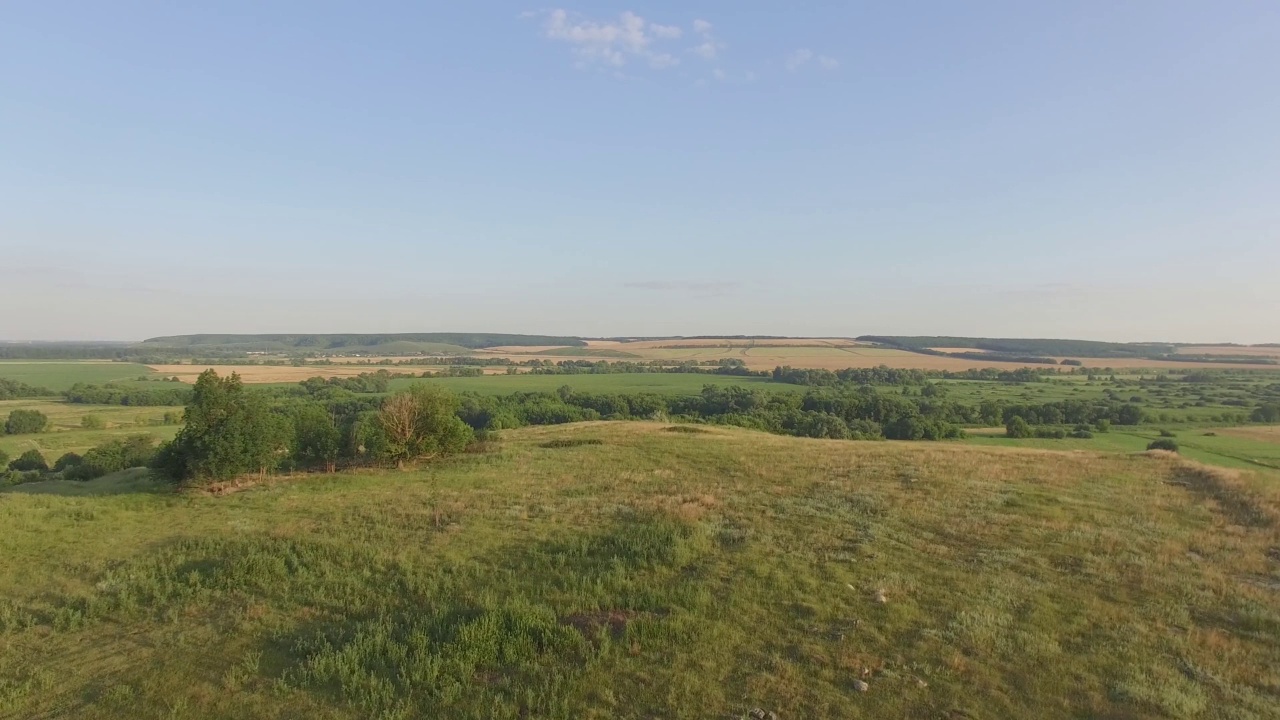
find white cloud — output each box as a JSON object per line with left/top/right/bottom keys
{"left": 785, "top": 48, "right": 814, "bottom": 71}
{"left": 689, "top": 17, "right": 725, "bottom": 60}
{"left": 786, "top": 48, "right": 839, "bottom": 72}
{"left": 650, "top": 53, "right": 679, "bottom": 69}
{"left": 536, "top": 9, "right": 684, "bottom": 70}
{"left": 650, "top": 23, "right": 682, "bottom": 40}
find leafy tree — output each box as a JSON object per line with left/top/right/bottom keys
{"left": 81, "top": 414, "right": 106, "bottom": 429}
{"left": 154, "top": 370, "right": 289, "bottom": 484}
{"left": 375, "top": 385, "right": 473, "bottom": 468}
{"left": 9, "top": 449, "right": 48, "bottom": 472}
{"left": 292, "top": 404, "right": 341, "bottom": 472}
{"left": 5, "top": 409, "right": 49, "bottom": 435}
{"left": 1006, "top": 416, "right": 1033, "bottom": 439}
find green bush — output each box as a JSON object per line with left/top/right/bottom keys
{"left": 81, "top": 414, "right": 106, "bottom": 429}
{"left": 1147, "top": 439, "right": 1179, "bottom": 452}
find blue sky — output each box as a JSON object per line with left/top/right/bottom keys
{"left": 2, "top": 1, "right": 1277, "bottom": 342}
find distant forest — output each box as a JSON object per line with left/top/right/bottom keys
{"left": 138, "top": 333, "right": 587, "bottom": 351}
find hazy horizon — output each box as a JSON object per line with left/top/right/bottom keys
{"left": 2, "top": 330, "right": 1276, "bottom": 347}
{"left": 4, "top": 3, "right": 1278, "bottom": 343}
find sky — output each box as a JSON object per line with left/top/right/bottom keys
{"left": 2, "top": 1, "right": 1278, "bottom": 343}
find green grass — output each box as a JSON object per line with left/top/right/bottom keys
{"left": 2, "top": 423, "right": 1278, "bottom": 718}
{"left": 0, "top": 361, "right": 158, "bottom": 391}
{"left": 966, "top": 425, "right": 1280, "bottom": 474}
{"left": 386, "top": 372, "right": 792, "bottom": 396}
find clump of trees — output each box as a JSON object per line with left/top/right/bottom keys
{"left": 153, "top": 371, "right": 291, "bottom": 484}
{"left": 151, "top": 370, "right": 473, "bottom": 486}
{"left": 0, "top": 378, "right": 53, "bottom": 400}
{"left": 1147, "top": 439, "right": 1179, "bottom": 452}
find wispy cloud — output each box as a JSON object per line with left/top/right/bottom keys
{"left": 624, "top": 280, "right": 740, "bottom": 296}
{"left": 786, "top": 48, "right": 839, "bottom": 71}
{"left": 532, "top": 9, "right": 685, "bottom": 69}
{"left": 689, "top": 18, "right": 725, "bottom": 60}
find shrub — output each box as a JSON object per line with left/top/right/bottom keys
{"left": 9, "top": 449, "right": 48, "bottom": 472}
{"left": 1159, "top": 429, "right": 1177, "bottom": 438}
{"left": 1006, "top": 416, "right": 1033, "bottom": 439}
{"left": 664, "top": 425, "right": 709, "bottom": 434}
{"left": 1147, "top": 439, "right": 1179, "bottom": 452}
{"left": 81, "top": 414, "right": 106, "bottom": 429}
{"left": 0, "top": 449, "right": 7, "bottom": 468}
{"left": 5, "top": 409, "right": 49, "bottom": 435}
{"left": 1070, "top": 429, "right": 1094, "bottom": 439}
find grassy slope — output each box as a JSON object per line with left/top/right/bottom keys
{"left": 0, "top": 362, "right": 157, "bottom": 391}
{"left": 2, "top": 424, "right": 1279, "bottom": 719}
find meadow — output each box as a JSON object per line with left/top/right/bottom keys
{"left": 0, "top": 362, "right": 157, "bottom": 390}
{"left": 2, "top": 423, "right": 1278, "bottom": 718}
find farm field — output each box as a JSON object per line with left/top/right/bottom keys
{"left": 0, "top": 362, "right": 157, "bottom": 390}
{"left": 386, "top": 372, "right": 788, "bottom": 396}
{"left": 2, "top": 423, "right": 1279, "bottom": 718}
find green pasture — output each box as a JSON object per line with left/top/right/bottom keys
{"left": 966, "top": 425, "right": 1280, "bottom": 474}
{"left": 0, "top": 362, "right": 157, "bottom": 391}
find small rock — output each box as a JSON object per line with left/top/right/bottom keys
{"left": 916, "top": 678, "right": 928, "bottom": 689}
{"left": 873, "top": 588, "right": 888, "bottom": 604}
{"left": 853, "top": 680, "right": 869, "bottom": 692}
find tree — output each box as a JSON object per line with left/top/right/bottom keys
{"left": 53, "top": 452, "right": 83, "bottom": 473}
{"left": 9, "top": 449, "right": 48, "bottom": 472}
{"left": 5, "top": 409, "right": 49, "bottom": 435}
{"left": 375, "top": 385, "right": 473, "bottom": 468}
{"left": 1117, "top": 404, "right": 1144, "bottom": 425}
{"left": 154, "top": 370, "right": 289, "bottom": 485}
{"left": 81, "top": 414, "right": 106, "bottom": 429}
{"left": 1006, "top": 416, "right": 1033, "bottom": 439}
{"left": 1147, "top": 439, "right": 1179, "bottom": 452}
{"left": 0, "top": 449, "right": 8, "bottom": 469}
{"left": 292, "top": 404, "right": 341, "bottom": 472}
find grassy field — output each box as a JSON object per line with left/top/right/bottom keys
{"left": 2, "top": 423, "right": 1279, "bottom": 718}
{"left": 967, "top": 426, "right": 1280, "bottom": 474}
{"left": 0, "top": 399, "right": 179, "bottom": 459}
{"left": 0, "top": 362, "right": 157, "bottom": 391}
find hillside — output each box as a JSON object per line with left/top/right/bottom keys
{"left": 2, "top": 424, "right": 1278, "bottom": 718}
{"left": 859, "top": 335, "right": 1176, "bottom": 358}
